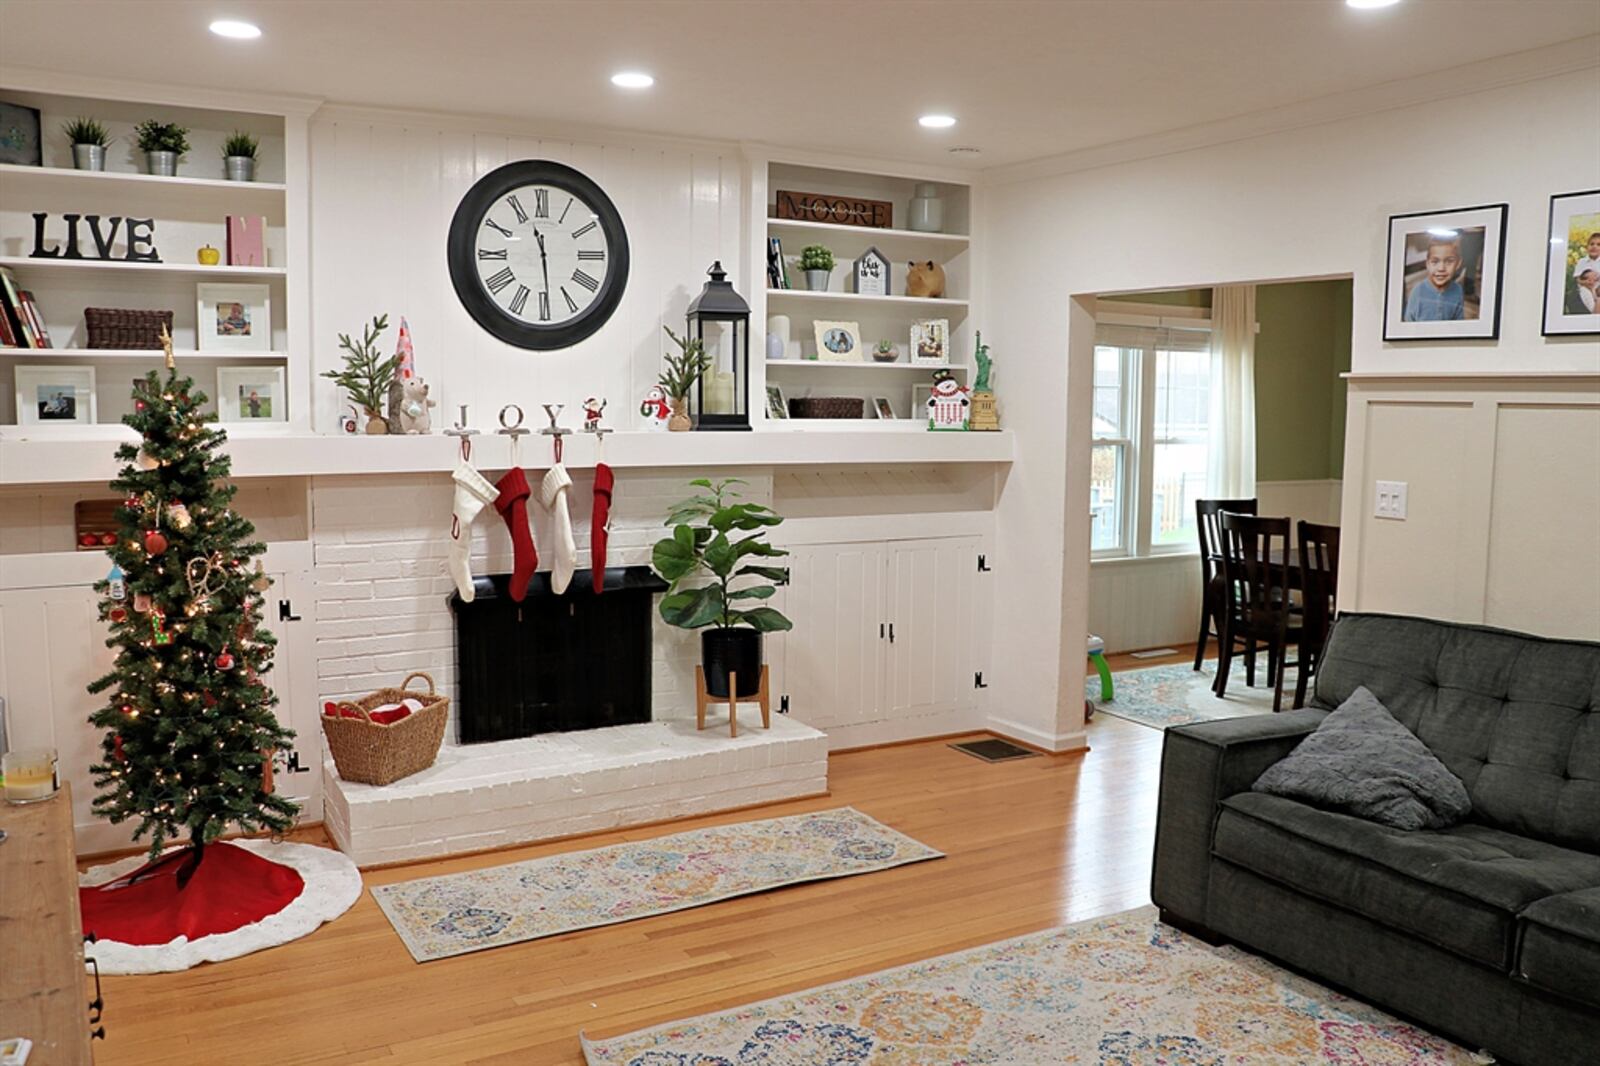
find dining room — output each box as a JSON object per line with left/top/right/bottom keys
{"left": 1085, "top": 276, "right": 1352, "bottom": 729}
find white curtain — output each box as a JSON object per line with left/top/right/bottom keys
{"left": 1207, "top": 284, "right": 1257, "bottom": 498}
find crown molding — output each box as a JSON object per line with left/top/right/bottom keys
{"left": 985, "top": 36, "right": 1600, "bottom": 186}
{"left": 0, "top": 65, "right": 323, "bottom": 118}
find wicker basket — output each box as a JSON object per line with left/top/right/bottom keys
{"left": 322, "top": 672, "right": 450, "bottom": 786}
{"left": 788, "top": 396, "right": 864, "bottom": 419}
{"left": 84, "top": 307, "right": 175, "bottom": 350}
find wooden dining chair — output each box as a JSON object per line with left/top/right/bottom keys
{"left": 1193, "top": 498, "right": 1258, "bottom": 671}
{"left": 1292, "top": 521, "right": 1340, "bottom": 709}
{"left": 1216, "top": 512, "right": 1299, "bottom": 710}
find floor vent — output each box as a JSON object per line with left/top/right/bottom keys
{"left": 949, "top": 738, "right": 1037, "bottom": 763}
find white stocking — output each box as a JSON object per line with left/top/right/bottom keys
{"left": 538, "top": 463, "right": 576, "bottom": 594}
{"left": 448, "top": 461, "right": 499, "bottom": 602}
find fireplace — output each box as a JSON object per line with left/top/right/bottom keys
{"left": 450, "top": 566, "right": 667, "bottom": 744}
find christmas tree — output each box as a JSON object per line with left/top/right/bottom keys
{"left": 86, "top": 337, "right": 297, "bottom": 882}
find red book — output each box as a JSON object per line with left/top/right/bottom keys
{"left": 18, "top": 291, "right": 51, "bottom": 348}
{"left": 0, "top": 294, "right": 16, "bottom": 347}
{"left": 0, "top": 267, "right": 36, "bottom": 347}
{"left": 226, "top": 215, "right": 266, "bottom": 267}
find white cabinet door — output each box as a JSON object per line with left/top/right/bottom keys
{"left": 770, "top": 542, "right": 885, "bottom": 731}
{"left": 886, "top": 537, "right": 978, "bottom": 723}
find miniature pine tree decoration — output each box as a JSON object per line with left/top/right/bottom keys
{"left": 86, "top": 332, "right": 296, "bottom": 882}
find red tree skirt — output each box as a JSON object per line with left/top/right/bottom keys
{"left": 81, "top": 841, "right": 305, "bottom": 946}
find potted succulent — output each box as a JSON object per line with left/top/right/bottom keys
{"left": 799, "top": 245, "right": 834, "bottom": 292}
{"left": 873, "top": 339, "right": 898, "bottom": 363}
{"left": 63, "top": 116, "right": 111, "bottom": 171}
{"left": 321, "top": 314, "right": 401, "bottom": 434}
{"left": 660, "top": 325, "right": 711, "bottom": 432}
{"left": 222, "top": 131, "right": 258, "bottom": 182}
{"left": 134, "top": 119, "right": 190, "bottom": 176}
{"left": 652, "top": 478, "right": 793, "bottom": 705}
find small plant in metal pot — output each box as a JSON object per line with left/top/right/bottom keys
{"left": 799, "top": 245, "right": 834, "bottom": 291}
{"left": 134, "top": 119, "right": 190, "bottom": 176}
{"left": 222, "top": 130, "right": 259, "bottom": 181}
{"left": 63, "top": 116, "right": 111, "bottom": 170}
{"left": 652, "top": 477, "right": 792, "bottom": 699}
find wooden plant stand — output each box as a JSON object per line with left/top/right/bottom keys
{"left": 695, "top": 664, "right": 771, "bottom": 738}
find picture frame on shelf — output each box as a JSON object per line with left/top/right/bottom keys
{"left": 1382, "top": 203, "right": 1507, "bottom": 341}
{"left": 870, "top": 396, "right": 895, "bottom": 420}
{"left": 196, "top": 283, "right": 272, "bottom": 354}
{"left": 765, "top": 385, "right": 788, "bottom": 420}
{"left": 0, "top": 101, "right": 42, "bottom": 166}
{"left": 910, "top": 319, "right": 951, "bottom": 365}
{"left": 854, "top": 246, "right": 890, "bottom": 297}
{"left": 216, "top": 366, "right": 287, "bottom": 423}
{"left": 912, "top": 383, "right": 933, "bottom": 415}
{"left": 16, "top": 364, "right": 95, "bottom": 426}
{"left": 814, "top": 319, "right": 862, "bottom": 362}
{"left": 1542, "top": 189, "right": 1600, "bottom": 336}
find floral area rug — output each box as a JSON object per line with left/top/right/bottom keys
{"left": 372, "top": 807, "right": 941, "bottom": 962}
{"left": 1090, "top": 659, "right": 1294, "bottom": 730}
{"left": 581, "top": 906, "right": 1479, "bottom": 1065}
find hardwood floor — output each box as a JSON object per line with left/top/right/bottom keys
{"left": 90, "top": 657, "right": 1181, "bottom": 1065}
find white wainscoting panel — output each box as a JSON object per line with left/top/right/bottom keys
{"left": 1087, "top": 554, "right": 1203, "bottom": 655}
{"left": 1256, "top": 479, "right": 1343, "bottom": 526}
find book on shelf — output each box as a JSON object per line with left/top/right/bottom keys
{"left": 18, "top": 291, "right": 52, "bottom": 348}
{"left": 227, "top": 215, "right": 267, "bottom": 267}
{"left": 767, "top": 236, "right": 790, "bottom": 290}
{"left": 0, "top": 266, "right": 40, "bottom": 348}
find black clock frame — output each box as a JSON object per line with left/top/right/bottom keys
{"left": 447, "top": 159, "right": 630, "bottom": 350}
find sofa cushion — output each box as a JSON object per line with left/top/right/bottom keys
{"left": 1311, "top": 613, "right": 1600, "bottom": 853}
{"left": 1213, "top": 791, "right": 1600, "bottom": 970}
{"left": 1517, "top": 886, "right": 1600, "bottom": 1009}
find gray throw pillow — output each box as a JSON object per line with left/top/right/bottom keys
{"left": 1252, "top": 686, "right": 1471, "bottom": 830}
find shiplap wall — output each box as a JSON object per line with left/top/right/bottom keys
{"left": 309, "top": 109, "right": 744, "bottom": 434}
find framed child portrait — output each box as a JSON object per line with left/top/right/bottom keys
{"left": 196, "top": 283, "right": 273, "bottom": 354}
{"left": 910, "top": 318, "right": 950, "bottom": 365}
{"left": 813, "top": 320, "right": 862, "bottom": 363}
{"left": 15, "top": 364, "right": 95, "bottom": 426}
{"left": 1542, "top": 189, "right": 1600, "bottom": 336}
{"left": 217, "top": 366, "right": 287, "bottom": 423}
{"left": 1382, "top": 203, "right": 1507, "bottom": 342}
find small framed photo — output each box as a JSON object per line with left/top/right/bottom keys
{"left": 0, "top": 102, "right": 42, "bottom": 166}
{"left": 814, "top": 319, "right": 862, "bottom": 362}
{"left": 912, "top": 383, "right": 933, "bottom": 414}
{"left": 1542, "top": 189, "right": 1600, "bottom": 336}
{"left": 910, "top": 319, "right": 950, "bottom": 365}
{"left": 16, "top": 365, "right": 95, "bottom": 426}
{"left": 196, "top": 283, "right": 272, "bottom": 353}
{"left": 870, "top": 396, "right": 896, "bottom": 420}
{"left": 1383, "top": 204, "right": 1507, "bottom": 341}
{"left": 765, "top": 384, "right": 788, "bottom": 420}
{"left": 217, "top": 366, "right": 287, "bottom": 423}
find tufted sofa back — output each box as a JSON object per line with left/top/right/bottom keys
{"left": 1313, "top": 613, "right": 1600, "bottom": 854}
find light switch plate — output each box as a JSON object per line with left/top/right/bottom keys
{"left": 1374, "top": 480, "right": 1408, "bottom": 520}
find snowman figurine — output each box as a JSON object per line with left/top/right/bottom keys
{"left": 927, "top": 374, "right": 971, "bottom": 431}
{"left": 583, "top": 396, "right": 608, "bottom": 432}
{"left": 639, "top": 385, "right": 671, "bottom": 432}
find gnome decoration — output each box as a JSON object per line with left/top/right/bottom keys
{"left": 926, "top": 371, "right": 971, "bottom": 432}
{"left": 583, "top": 396, "right": 608, "bottom": 432}
{"left": 385, "top": 316, "right": 417, "bottom": 434}
{"left": 639, "top": 385, "right": 671, "bottom": 432}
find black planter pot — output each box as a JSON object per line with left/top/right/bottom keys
{"left": 701, "top": 628, "right": 763, "bottom": 698}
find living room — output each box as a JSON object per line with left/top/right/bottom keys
{"left": 0, "top": 3, "right": 1596, "bottom": 1064}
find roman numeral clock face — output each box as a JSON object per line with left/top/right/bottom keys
{"left": 448, "top": 161, "right": 630, "bottom": 349}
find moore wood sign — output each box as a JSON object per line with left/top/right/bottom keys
{"left": 775, "top": 189, "right": 892, "bottom": 229}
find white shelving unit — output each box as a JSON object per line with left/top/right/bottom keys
{"left": 0, "top": 73, "right": 316, "bottom": 432}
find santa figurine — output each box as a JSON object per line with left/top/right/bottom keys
{"left": 927, "top": 373, "right": 971, "bottom": 431}
{"left": 639, "top": 385, "right": 671, "bottom": 432}
{"left": 583, "top": 396, "right": 608, "bottom": 432}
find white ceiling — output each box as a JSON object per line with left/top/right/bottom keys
{"left": 2, "top": 1, "right": 1596, "bottom": 169}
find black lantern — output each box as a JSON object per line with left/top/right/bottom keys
{"left": 686, "top": 261, "right": 751, "bottom": 431}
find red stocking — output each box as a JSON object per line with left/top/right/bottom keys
{"left": 495, "top": 467, "right": 538, "bottom": 602}
{"left": 592, "top": 463, "right": 614, "bottom": 594}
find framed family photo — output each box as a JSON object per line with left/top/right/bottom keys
{"left": 910, "top": 318, "right": 950, "bottom": 365}
{"left": 1382, "top": 203, "right": 1507, "bottom": 342}
{"left": 15, "top": 365, "right": 95, "bottom": 426}
{"left": 1542, "top": 189, "right": 1600, "bottom": 336}
{"left": 813, "top": 320, "right": 862, "bottom": 363}
{"left": 217, "top": 366, "right": 287, "bottom": 423}
{"left": 765, "top": 384, "right": 788, "bottom": 420}
{"left": 196, "top": 283, "right": 273, "bottom": 354}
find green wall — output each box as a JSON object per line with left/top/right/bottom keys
{"left": 1102, "top": 288, "right": 1213, "bottom": 308}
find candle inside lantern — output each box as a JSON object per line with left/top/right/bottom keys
{"left": 2, "top": 747, "right": 59, "bottom": 803}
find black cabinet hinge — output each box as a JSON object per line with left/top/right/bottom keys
{"left": 974, "top": 671, "right": 988, "bottom": 689}
{"left": 780, "top": 695, "right": 790, "bottom": 714}
{"left": 278, "top": 599, "right": 302, "bottom": 622}
{"left": 285, "top": 751, "right": 313, "bottom": 774}
{"left": 977, "top": 554, "right": 991, "bottom": 572}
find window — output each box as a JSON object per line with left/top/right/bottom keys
{"left": 1091, "top": 315, "right": 1212, "bottom": 558}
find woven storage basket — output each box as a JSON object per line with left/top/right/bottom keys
{"left": 84, "top": 308, "right": 175, "bottom": 350}
{"left": 322, "top": 672, "right": 449, "bottom": 786}
{"left": 789, "top": 396, "right": 864, "bottom": 419}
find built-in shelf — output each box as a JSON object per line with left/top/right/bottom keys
{"left": 766, "top": 289, "right": 968, "bottom": 310}
{"left": 0, "top": 162, "right": 286, "bottom": 196}
{"left": 766, "top": 217, "right": 969, "bottom": 245}
{"left": 766, "top": 359, "right": 965, "bottom": 372}
{"left": 0, "top": 347, "right": 288, "bottom": 360}
{"left": 0, "top": 256, "right": 285, "bottom": 278}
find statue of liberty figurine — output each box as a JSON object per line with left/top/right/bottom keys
{"left": 974, "top": 332, "right": 993, "bottom": 392}
{"left": 969, "top": 330, "right": 1000, "bottom": 431}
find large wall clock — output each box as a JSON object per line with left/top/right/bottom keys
{"left": 447, "top": 160, "right": 630, "bottom": 350}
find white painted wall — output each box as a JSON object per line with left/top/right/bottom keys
{"left": 982, "top": 63, "right": 1600, "bottom": 750}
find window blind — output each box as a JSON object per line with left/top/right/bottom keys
{"left": 1094, "top": 320, "right": 1211, "bottom": 353}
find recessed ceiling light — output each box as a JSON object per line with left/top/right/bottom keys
{"left": 919, "top": 114, "right": 957, "bottom": 129}
{"left": 1345, "top": 0, "right": 1401, "bottom": 9}
{"left": 611, "top": 72, "right": 654, "bottom": 89}
{"left": 209, "top": 19, "right": 261, "bottom": 39}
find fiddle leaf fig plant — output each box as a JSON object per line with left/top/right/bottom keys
{"left": 652, "top": 478, "right": 793, "bottom": 633}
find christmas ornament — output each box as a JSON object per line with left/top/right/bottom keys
{"left": 150, "top": 608, "right": 172, "bottom": 645}
{"left": 186, "top": 552, "right": 224, "bottom": 606}
{"left": 114, "top": 735, "right": 126, "bottom": 762}
{"left": 137, "top": 448, "right": 160, "bottom": 471}
{"left": 108, "top": 606, "right": 128, "bottom": 624}
{"left": 100, "top": 532, "right": 117, "bottom": 546}
{"left": 168, "top": 501, "right": 193, "bottom": 530}
{"left": 216, "top": 647, "right": 235, "bottom": 671}
{"left": 144, "top": 530, "right": 168, "bottom": 556}
{"left": 133, "top": 592, "right": 152, "bottom": 614}
{"left": 80, "top": 532, "right": 100, "bottom": 547}
{"left": 106, "top": 563, "right": 127, "bottom": 601}
{"left": 251, "top": 561, "right": 271, "bottom": 593}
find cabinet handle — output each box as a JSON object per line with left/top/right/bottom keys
{"left": 888, "top": 623, "right": 895, "bottom": 644}
{"left": 879, "top": 622, "right": 885, "bottom": 640}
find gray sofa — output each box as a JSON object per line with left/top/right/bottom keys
{"left": 1152, "top": 612, "right": 1600, "bottom": 1065}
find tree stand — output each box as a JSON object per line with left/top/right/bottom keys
{"left": 695, "top": 664, "right": 770, "bottom": 738}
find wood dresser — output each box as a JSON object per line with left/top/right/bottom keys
{"left": 0, "top": 783, "right": 96, "bottom": 1065}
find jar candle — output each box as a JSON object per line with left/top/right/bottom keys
{"left": 3, "top": 747, "right": 59, "bottom": 803}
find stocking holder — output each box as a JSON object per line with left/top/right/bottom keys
{"left": 496, "top": 404, "right": 530, "bottom": 439}
{"left": 445, "top": 405, "right": 479, "bottom": 460}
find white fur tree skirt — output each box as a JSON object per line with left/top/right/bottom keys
{"left": 79, "top": 839, "right": 362, "bottom": 974}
